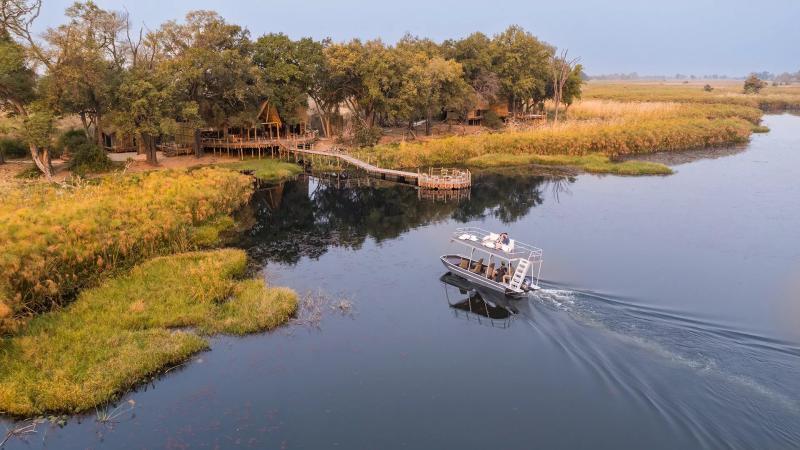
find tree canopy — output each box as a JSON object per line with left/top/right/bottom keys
{"left": 1, "top": 1, "right": 584, "bottom": 176}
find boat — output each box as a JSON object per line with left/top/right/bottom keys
{"left": 440, "top": 227, "right": 543, "bottom": 298}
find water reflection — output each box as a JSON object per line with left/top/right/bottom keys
{"left": 237, "top": 171, "right": 573, "bottom": 265}
{"left": 441, "top": 273, "right": 515, "bottom": 328}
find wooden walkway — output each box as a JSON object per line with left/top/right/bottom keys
{"left": 292, "top": 148, "right": 471, "bottom": 190}
{"left": 202, "top": 136, "right": 471, "bottom": 190}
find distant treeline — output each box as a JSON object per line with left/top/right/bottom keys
{"left": 0, "top": 0, "right": 583, "bottom": 178}
{"left": 589, "top": 70, "right": 800, "bottom": 83}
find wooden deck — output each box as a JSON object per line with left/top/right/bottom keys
{"left": 202, "top": 136, "right": 471, "bottom": 190}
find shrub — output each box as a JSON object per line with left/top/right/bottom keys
{"left": 57, "top": 129, "right": 113, "bottom": 175}
{"left": 743, "top": 75, "right": 767, "bottom": 94}
{"left": 703, "top": 84, "right": 714, "bottom": 92}
{"left": 0, "top": 167, "right": 254, "bottom": 332}
{"left": 0, "top": 138, "right": 29, "bottom": 159}
{"left": 352, "top": 122, "right": 382, "bottom": 147}
{"left": 482, "top": 110, "right": 504, "bottom": 129}
{"left": 54, "top": 129, "right": 87, "bottom": 157}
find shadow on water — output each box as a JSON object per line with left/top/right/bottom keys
{"left": 235, "top": 170, "right": 573, "bottom": 265}
{"left": 439, "top": 273, "right": 800, "bottom": 449}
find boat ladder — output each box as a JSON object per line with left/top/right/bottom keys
{"left": 509, "top": 259, "right": 530, "bottom": 290}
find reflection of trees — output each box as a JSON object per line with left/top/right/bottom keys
{"left": 237, "top": 172, "right": 572, "bottom": 265}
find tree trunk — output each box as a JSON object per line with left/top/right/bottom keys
{"left": 29, "top": 144, "right": 52, "bottom": 180}
{"left": 79, "top": 112, "right": 91, "bottom": 140}
{"left": 425, "top": 109, "right": 432, "bottom": 136}
{"left": 193, "top": 128, "right": 202, "bottom": 158}
{"left": 142, "top": 132, "right": 158, "bottom": 165}
{"left": 0, "top": 149, "right": 5, "bottom": 165}
{"left": 95, "top": 113, "right": 104, "bottom": 148}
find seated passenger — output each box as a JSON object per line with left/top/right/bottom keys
{"left": 494, "top": 263, "right": 507, "bottom": 282}
{"left": 471, "top": 258, "right": 484, "bottom": 274}
{"left": 486, "top": 263, "right": 495, "bottom": 279}
{"left": 503, "top": 264, "right": 514, "bottom": 284}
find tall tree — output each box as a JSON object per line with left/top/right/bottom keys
{"left": 252, "top": 33, "right": 312, "bottom": 127}
{"left": 152, "top": 11, "right": 263, "bottom": 156}
{"left": 326, "top": 39, "right": 395, "bottom": 128}
{"left": 550, "top": 49, "right": 580, "bottom": 124}
{"left": 40, "top": 1, "right": 126, "bottom": 147}
{"left": 491, "top": 25, "right": 553, "bottom": 115}
{"left": 0, "top": 23, "right": 53, "bottom": 178}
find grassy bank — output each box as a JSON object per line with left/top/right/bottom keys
{"left": 468, "top": 153, "right": 672, "bottom": 175}
{"left": 0, "top": 167, "right": 254, "bottom": 333}
{"left": 357, "top": 115, "right": 752, "bottom": 170}
{"left": 219, "top": 158, "right": 303, "bottom": 183}
{"left": 354, "top": 92, "right": 767, "bottom": 174}
{"left": 0, "top": 249, "right": 297, "bottom": 415}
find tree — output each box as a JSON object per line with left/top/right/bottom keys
{"left": 252, "top": 33, "right": 313, "bottom": 128}
{"left": 561, "top": 64, "right": 584, "bottom": 113}
{"left": 0, "top": 27, "right": 53, "bottom": 178}
{"left": 110, "top": 69, "right": 166, "bottom": 164}
{"left": 395, "top": 52, "right": 469, "bottom": 135}
{"left": 305, "top": 38, "right": 345, "bottom": 138}
{"left": 40, "top": 1, "right": 127, "bottom": 147}
{"left": 152, "top": 11, "right": 263, "bottom": 156}
{"left": 743, "top": 74, "right": 766, "bottom": 94}
{"left": 550, "top": 49, "right": 580, "bottom": 124}
{"left": 491, "top": 25, "right": 553, "bottom": 116}
{"left": 442, "top": 32, "right": 497, "bottom": 117}
{"left": 325, "top": 39, "right": 395, "bottom": 128}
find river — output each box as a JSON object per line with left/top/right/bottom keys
{"left": 2, "top": 114, "right": 799, "bottom": 449}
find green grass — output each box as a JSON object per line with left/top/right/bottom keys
{"left": 0, "top": 249, "right": 297, "bottom": 416}
{"left": 467, "top": 153, "right": 672, "bottom": 175}
{"left": 219, "top": 158, "right": 303, "bottom": 183}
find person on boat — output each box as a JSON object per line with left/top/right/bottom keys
{"left": 495, "top": 232, "right": 510, "bottom": 249}
{"left": 494, "top": 263, "right": 507, "bottom": 282}
{"left": 503, "top": 263, "right": 514, "bottom": 284}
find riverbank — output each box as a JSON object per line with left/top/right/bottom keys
{"left": 354, "top": 82, "right": 794, "bottom": 175}
{"left": 0, "top": 166, "right": 301, "bottom": 415}
{"left": 0, "top": 249, "right": 297, "bottom": 415}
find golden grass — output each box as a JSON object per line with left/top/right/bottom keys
{"left": 357, "top": 115, "right": 753, "bottom": 169}
{"left": 582, "top": 82, "right": 800, "bottom": 111}
{"left": 354, "top": 84, "right": 775, "bottom": 175}
{"left": 467, "top": 153, "right": 672, "bottom": 176}
{"left": 0, "top": 168, "right": 254, "bottom": 333}
{"left": 0, "top": 249, "right": 297, "bottom": 415}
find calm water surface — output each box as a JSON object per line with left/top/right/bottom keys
{"left": 3, "top": 114, "right": 800, "bottom": 449}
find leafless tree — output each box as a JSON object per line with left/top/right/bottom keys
{"left": 551, "top": 49, "right": 580, "bottom": 125}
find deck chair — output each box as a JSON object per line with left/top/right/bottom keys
{"left": 459, "top": 258, "right": 470, "bottom": 269}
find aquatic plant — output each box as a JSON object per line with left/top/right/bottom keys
{"left": 0, "top": 249, "right": 297, "bottom": 415}
{"left": 0, "top": 167, "right": 254, "bottom": 332}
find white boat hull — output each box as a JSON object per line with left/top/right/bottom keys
{"left": 440, "top": 254, "right": 535, "bottom": 298}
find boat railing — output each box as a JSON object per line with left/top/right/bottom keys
{"left": 452, "top": 227, "right": 543, "bottom": 261}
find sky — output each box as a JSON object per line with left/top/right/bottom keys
{"left": 33, "top": 0, "right": 799, "bottom": 76}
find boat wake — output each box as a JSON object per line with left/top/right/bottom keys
{"left": 523, "top": 285, "right": 800, "bottom": 449}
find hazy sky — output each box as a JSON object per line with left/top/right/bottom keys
{"left": 33, "top": 0, "right": 799, "bottom": 76}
